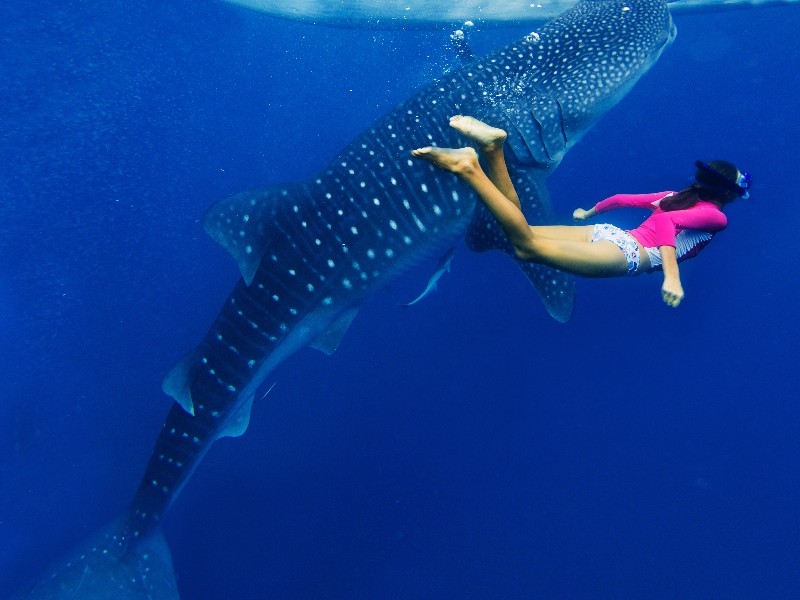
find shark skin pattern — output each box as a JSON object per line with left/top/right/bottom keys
{"left": 223, "top": 0, "right": 799, "bottom": 28}
{"left": 19, "top": 2, "right": 675, "bottom": 598}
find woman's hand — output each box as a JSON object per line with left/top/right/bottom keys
{"left": 573, "top": 208, "right": 592, "bottom": 221}
{"left": 661, "top": 277, "right": 684, "bottom": 307}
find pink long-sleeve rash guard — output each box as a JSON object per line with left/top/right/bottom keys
{"left": 593, "top": 192, "right": 728, "bottom": 267}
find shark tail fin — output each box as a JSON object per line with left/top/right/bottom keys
{"left": 18, "top": 514, "right": 179, "bottom": 599}
{"left": 465, "top": 168, "right": 574, "bottom": 323}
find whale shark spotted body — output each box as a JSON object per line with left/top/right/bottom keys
{"left": 21, "top": 2, "right": 676, "bottom": 597}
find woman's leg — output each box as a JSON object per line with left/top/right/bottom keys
{"left": 411, "top": 146, "right": 536, "bottom": 252}
{"left": 520, "top": 238, "right": 629, "bottom": 277}
{"left": 411, "top": 145, "right": 628, "bottom": 278}
{"left": 449, "top": 116, "right": 592, "bottom": 243}
{"left": 530, "top": 225, "right": 594, "bottom": 242}
{"left": 448, "top": 116, "right": 521, "bottom": 209}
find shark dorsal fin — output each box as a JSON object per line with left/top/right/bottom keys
{"left": 309, "top": 307, "right": 360, "bottom": 356}
{"left": 203, "top": 184, "right": 304, "bottom": 285}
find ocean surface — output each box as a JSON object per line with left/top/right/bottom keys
{"left": 1, "top": 1, "right": 798, "bottom": 598}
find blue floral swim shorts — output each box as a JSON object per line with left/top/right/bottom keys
{"left": 591, "top": 223, "right": 640, "bottom": 276}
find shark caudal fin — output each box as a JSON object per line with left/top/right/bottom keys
{"left": 465, "top": 168, "right": 574, "bottom": 323}
{"left": 17, "top": 515, "right": 178, "bottom": 599}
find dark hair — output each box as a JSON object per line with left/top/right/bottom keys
{"left": 660, "top": 160, "right": 741, "bottom": 212}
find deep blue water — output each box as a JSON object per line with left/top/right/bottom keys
{"left": 2, "top": 1, "right": 799, "bottom": 598}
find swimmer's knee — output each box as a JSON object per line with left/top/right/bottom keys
{"left": 513, "top": 245, "right": 534, "bottom": 261}
{"left": 512, "top": 238, "right": 542, "bottom": 263}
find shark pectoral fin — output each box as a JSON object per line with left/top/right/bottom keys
{"left": 162, "top": 351, "right": 197, "bottom": 416}
{"left": 513, "top": 261, "right": 574, "bottom": 323}
{"left": 465, "top": 168, "right": 574, "bottom": 322}
{"left": 309, "top": 307, "right": 360, "bottom": 356}
{"left": 203, "top": 183, "right": 301, "bottom": 285}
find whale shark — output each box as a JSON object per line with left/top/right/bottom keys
{"left": 223, "top": 0, "right": 798, "bottom": 28}
{"left": 19, "top": 1, "right": 675, "bottom": 597}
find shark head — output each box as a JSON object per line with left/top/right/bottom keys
{"left": 477, "top": 0, "right": 676, "bottom": 168}
{"left": 461, "top": 1, "right": 675, "bottom": 321}
{"left": 550, "top": 1, "right": 677, "bottom": 146}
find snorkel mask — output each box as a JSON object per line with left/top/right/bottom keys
{"left": 735, "top": 170, "right": 752, "bottom": 199}
{"left": 695, "top": 160, "right": 752, "bottom": 199}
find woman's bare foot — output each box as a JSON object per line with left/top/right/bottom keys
{"left": 449, "top": 115, "right": 507, "bottom": 151}
{"left": 411, "top": 146, "right": 479, "bottom": 174}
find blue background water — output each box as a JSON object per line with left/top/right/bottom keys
{"left": 1, "top": 1, "right": 799, "bottom": 598}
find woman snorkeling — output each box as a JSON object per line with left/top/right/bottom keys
{"left": 412, "top": 116, "right": 751, "bottom": 308}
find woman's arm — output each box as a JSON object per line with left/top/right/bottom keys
{"left": 574, "top": 192, "right": 671, "bottom": 221}
{"left": 592, "top": 192, "right": 670, "bottom": 216}
{"left": 660, "top": 246, "right": 684, "bottom": 307}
